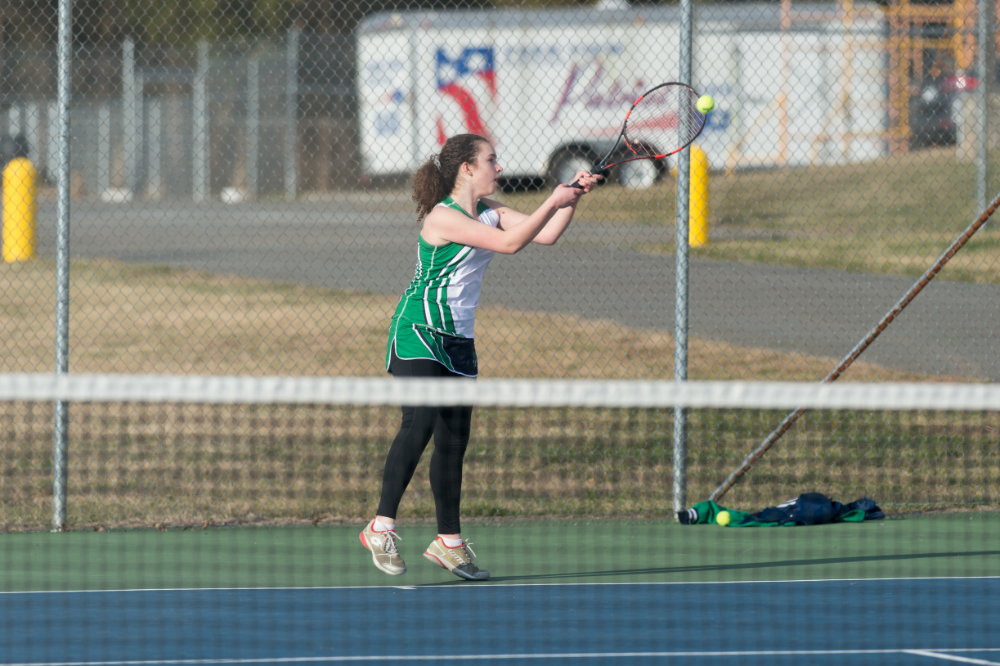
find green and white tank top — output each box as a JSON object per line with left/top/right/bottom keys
{"left": 386, "top": 196, "right": 499, "bottom": 372}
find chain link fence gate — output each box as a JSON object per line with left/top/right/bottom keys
{"left": 1, "top": 0, "right": 998, "bottom": 530}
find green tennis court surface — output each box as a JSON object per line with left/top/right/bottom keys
{"left": 3, "top": 513, "right": 997, "bottom": 592}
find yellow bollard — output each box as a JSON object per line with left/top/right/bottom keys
{"left": 3, "top": 156, "right": 38, "bottom": 263}
{"left": 669, "top": 145, "right": 711, "bottom": 247}
{"left": 688, "top": 145, "right": 710, "bottom": 248}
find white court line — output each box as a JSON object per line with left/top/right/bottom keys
{"left": 1, "top": 575, "right": 998, "bottom": 595}
{"left": 4, "top": 650, "right": 1000, "bottom": 665}
{"left": 906, "top": 651, "right": 1000, "bottom": 665}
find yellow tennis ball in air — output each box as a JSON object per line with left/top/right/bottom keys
{"left": 716, "top": 510, "right": 731, "bottom": 526}
{"left": 696, "top": 95, "right": 715, "bottom": 114}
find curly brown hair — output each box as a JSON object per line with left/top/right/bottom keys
{"left": 411, "top": 133, "right": 491, "bottom": 222}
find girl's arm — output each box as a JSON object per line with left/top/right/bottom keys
{"left": 486, "top": 200, "right": 574, "bottom": 246}
{"left": 421, "top": 183, "right": 589, "bottom": 254}
{"left": 485, "top": 171, "right": 599, "bottom": 246}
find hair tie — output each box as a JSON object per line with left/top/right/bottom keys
{"left": 432, "top": 155, "right": 441, "bottom": 171}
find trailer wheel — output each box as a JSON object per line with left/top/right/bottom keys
{"left": 618, "top": 158, "right": 662, "bottom": 190}
{"left": 547, "top": 148, "right": 596, "bottom": 188}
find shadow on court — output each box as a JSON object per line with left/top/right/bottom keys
{"left": 465, "top": 548, "right": 1000, "bottom": 585}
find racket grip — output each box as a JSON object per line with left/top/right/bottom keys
{"left": 569, "top": 170, "right": 606, "bottom": 189}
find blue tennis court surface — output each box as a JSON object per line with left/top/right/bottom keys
{"left": 4, "top": 578, "right": 998, "bottom": 665}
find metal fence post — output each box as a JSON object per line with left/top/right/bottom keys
{"left": 123, "top": 37, "right": 140, "bottom": 195}
{"left": 147, "top": 97, "right": 161, "bottom": 199}
{"left": 193, "top": 40, "right": 210, "bottom": 202}
{"left": 977, "top": 0, "right": 993, "bottom": 211}
{"left": 247, "top": 53, "right": 259, "bottom": 199}
{"left": 673, "top": 0, "right": 694, "bottom": 515}
{"left": 8, "top": 105, "right": 21, "bottom": 138}
{"left": 25, "top": 102, "right": 40, "bottom": 169}
{"left": 98, "top": 105, "right": 111, "bottom": 196}
{"left": 285, "top": 28, "right": 299, "bottom": 202}
{"left": 52, "top": 0, "right": 72, "bottom": 532}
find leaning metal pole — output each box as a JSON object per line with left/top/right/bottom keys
{"left": 52, "top": 0, "right": 73, "bottom": 532}
{"left": 709, "top": 188, "right": 1000, "bottom": 503}
{"left": 673, "top": 0, "right": 695, "bottom": 515}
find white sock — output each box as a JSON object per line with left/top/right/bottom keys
{"left": 373, "top": 519, "right": 394, "bottom": 532}
{"left": 440, "top": 536, "right": 463, "bottom": 548}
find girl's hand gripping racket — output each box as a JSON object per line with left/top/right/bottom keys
{"left": 571, "top": 82, "right": 709, "bottom": 188}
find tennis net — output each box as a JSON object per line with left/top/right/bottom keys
{"left": 2, "top": 374, "right": 997, "bottom": 532}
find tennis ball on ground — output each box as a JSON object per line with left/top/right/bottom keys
{"left": 696, "top": 95, "right": 715, "bottom": 114}
{"left": 716, "top": 510, "right": 731, "bottom": 526}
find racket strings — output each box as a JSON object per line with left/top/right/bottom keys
{"left": 623, "top": 86, "right": 704, "bottom": 158}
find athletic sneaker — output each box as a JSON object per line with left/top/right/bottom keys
{"left": 360, "top": 520, "right": 406, "bottom": 575}
{"left": 424, "top": 537, "right": 490, "bottom": 581}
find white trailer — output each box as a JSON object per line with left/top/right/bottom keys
{"left": 357, "top": 5, "right": 886, "bottom": 188}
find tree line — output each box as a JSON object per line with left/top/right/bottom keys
{"left": 1, "top": 0, "right": 588, "bottom": 46}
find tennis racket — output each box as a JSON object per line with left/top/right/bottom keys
{"left": 570, "top": 82, "right": 708, "bottom": 188}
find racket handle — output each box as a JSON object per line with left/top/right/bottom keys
{"left": 569, "top": 170, "right": 606, "bottom": 189}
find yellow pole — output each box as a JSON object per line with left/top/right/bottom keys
{"left": 670, "top": 145, "right": 711, "bottom": 246}
{"left": 2, "top": 157, "right": 38, "bottom": 262}
{"left": 689, "top": 145, "right": 710, "bottom": 248}
{"left": 953, "top": 0, "right": 975, "bottom": 72}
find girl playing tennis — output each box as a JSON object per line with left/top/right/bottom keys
{"left": 360, "top": 133, "right": 599, "bottom": 581}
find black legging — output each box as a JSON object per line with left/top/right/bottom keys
{"left": 377, "top": 352, "right": 473, "bottom": 534}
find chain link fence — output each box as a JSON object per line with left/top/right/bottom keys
{"left": 2, "top": 0, "right": 998, "bottom": 381}
{"left": 2, "top": 0, "right": 999, "bottom": 529}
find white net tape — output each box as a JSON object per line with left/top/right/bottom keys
{"left": 1, "top": 373, "right": 997, "bottom": 410}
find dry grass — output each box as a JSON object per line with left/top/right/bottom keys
{"left": 2, "top": 256, "right": 989, "bottom": 532}
{"left": 0, "top": 258, "right": 913, "bottom": 382}
{"left": 2, "top": 401, "right": 997, "bottom": 531}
